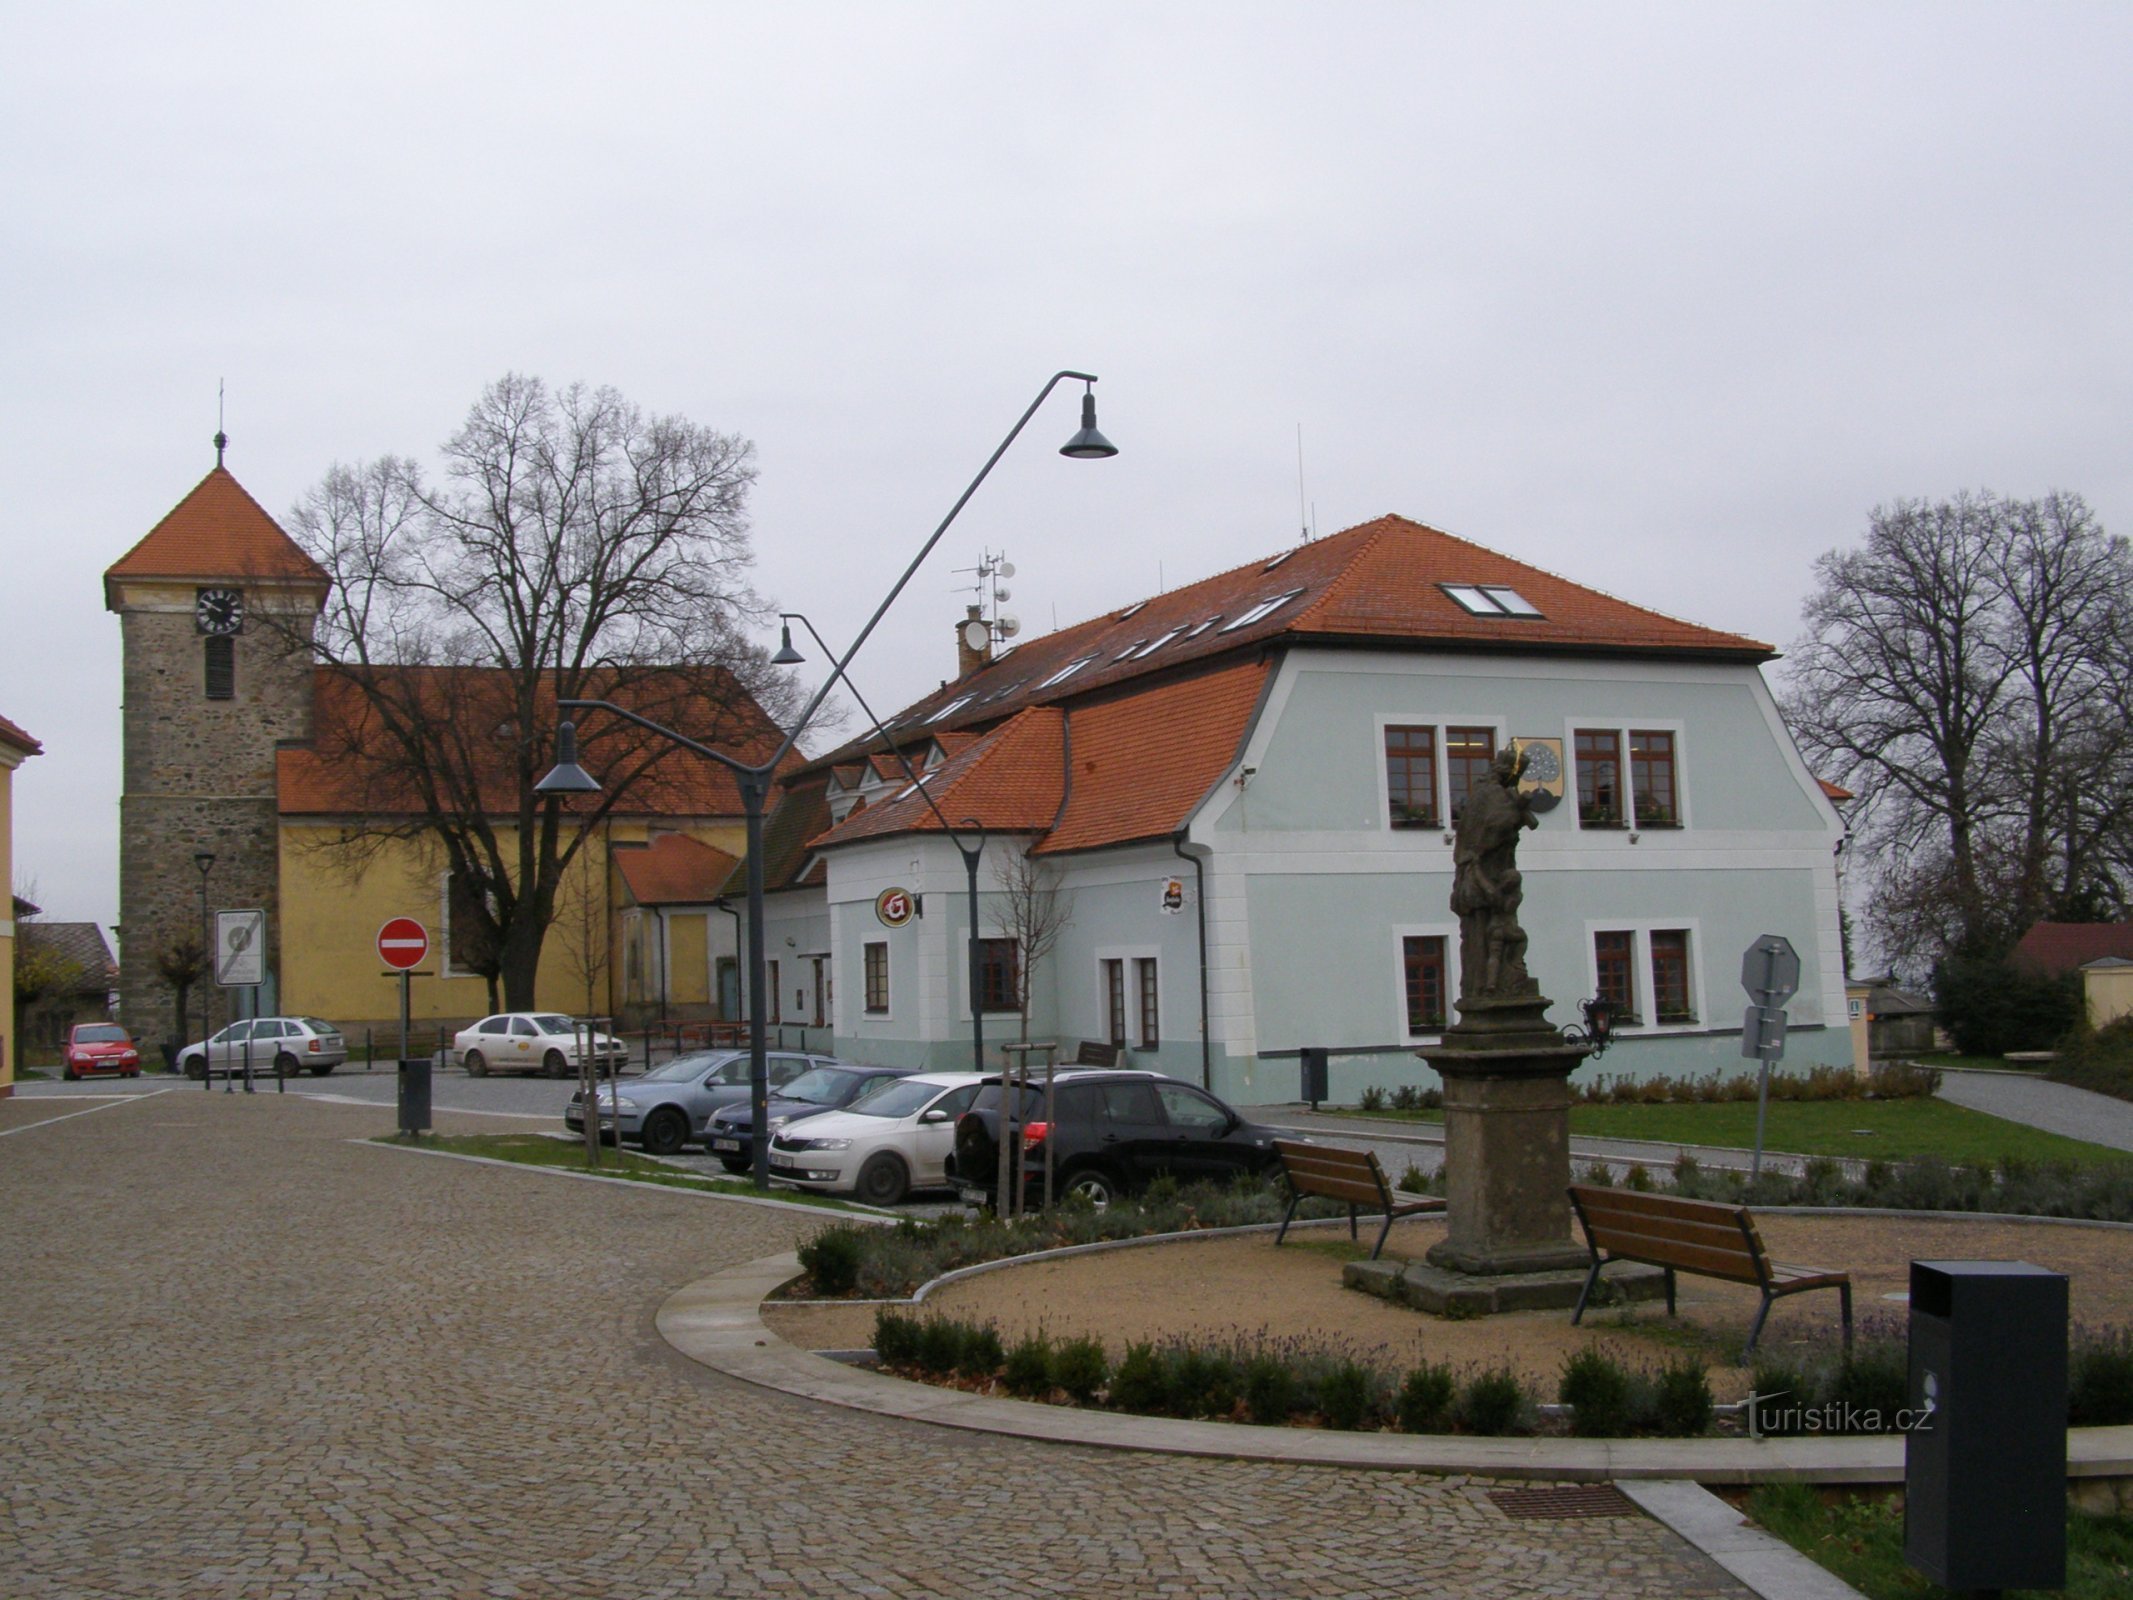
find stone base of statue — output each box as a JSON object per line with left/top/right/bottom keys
{"left": 1411, "top": 987, "right": 1602, "bottom": 1309}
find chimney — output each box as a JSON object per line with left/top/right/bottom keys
{"left": 954, "top": 603, "right": 992, "bottom": 679}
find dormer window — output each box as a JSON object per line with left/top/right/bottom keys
{"left": 1218, "top": 589, "right": 1303, "bottom": 633}
{"left": 1442, "top": 583, "right": 1543, "bottom": 618}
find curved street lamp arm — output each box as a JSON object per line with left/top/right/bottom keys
{"left": 553, "top": 697, "right": 755, "bottom": 778}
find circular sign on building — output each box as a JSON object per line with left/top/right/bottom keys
{"left": 378, "top": 917, "right": 430, "bottom": 971}
{"left": 874, "top": 888, "right": 916, "bottom": 929}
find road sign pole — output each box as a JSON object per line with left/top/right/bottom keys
{"left": 399, "top": 971, "right": 411, "bottom": 1066}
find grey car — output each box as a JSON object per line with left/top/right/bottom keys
{"left": 177, "top": 1016, "right": 348, "bottom": 1078}
{"left": 563, "top": 1048, "right": 843, "bottom": 1154}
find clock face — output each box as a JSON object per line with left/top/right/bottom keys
{"left": 195, "top": 588, "right": 244, "bottom": 636}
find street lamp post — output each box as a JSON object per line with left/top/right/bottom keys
{"left": 193, "top": 852, "right": 214, "bottom": 1091}
{"left": 538, "top": 372, "right": 1115, "bottom": 1188}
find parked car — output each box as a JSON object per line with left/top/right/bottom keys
{"left": 454, "top": 1013, "right": 627, "bottom": 1078}
{"left": 704, "top": 1063, "right": 918, "bottom": 1174}
{"left": 950, "top": 1070, "right": 1280, "bottom": 1208}
{"left": 62, "top": 1023, "right": 141, "bottom": 1080}
{"left": 176, "top": 1017, "right": 348, "bottom": 1079}
{"left": 564, "top": 1048, "right": 840, "bottom": 1154}
{"left": 769, "top": 1071, "right": 988, "bottom": 1205}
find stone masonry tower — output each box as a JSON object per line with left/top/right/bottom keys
{"left": 103, "top": 446, "right": 328, "bottom": 1047}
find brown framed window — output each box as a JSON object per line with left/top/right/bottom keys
{"left": 204, "top": 635, "right": 235, "bottom": 699}
{"left": 1594, "top": 931, "right": 1637, "bottom": 1023}
{"left": 1574, "top": 729, "right": 1624, "bottom": 827}
{"left": 1403, "top": 936, "right": 1448, "bottom": 1035}
{"left": 1445, "top": 727, "right": 1497, "bottom": 820}
{"left": 1135, "top": 957, "right": 1159, "bottom": 1048}
{"left": 1630, "top": 731, "right": 1678, "bottom": 825}
{"left": 976, "top": 937, "right": 1020, "bottom": 1013}
{"left": 1384, "top": 726, "right": 1438, "bottom": 828}
{"left": 1102, "top": 958, "right": 1126, "bottom": 1047}
{"left": 1650, "top": 930, "right": 1693, "bottom": 1023}
{"left": 863, "top": 942, "right": 888, "bottom": 1014}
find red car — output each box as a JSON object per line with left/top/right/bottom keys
{"left": 63, "top": 1023, "right": 141, "bottom": 1080}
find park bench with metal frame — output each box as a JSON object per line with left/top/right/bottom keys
{"left": 1273, "top": 1139, "right": 1444, "bottom": 1260}
{"left": 1567, "top": 1183, "right": 1853, "bottom": 1356}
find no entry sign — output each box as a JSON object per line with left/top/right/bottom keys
{"left": 378, "top": 917, "right": 430, "bottom": 972}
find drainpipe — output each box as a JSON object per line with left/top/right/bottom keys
{"left": 656, "top": 907, "right": 670, "bottom": 1023}
{"left": 712, "top": 897, "right": 742, "bottom": 1023}
{"left": 1172, "top": 834, "right": 1213, "bottom": 1091}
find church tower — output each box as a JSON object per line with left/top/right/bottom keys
{"left": 103, "top": 442, "right": 328, "bottom": 1045}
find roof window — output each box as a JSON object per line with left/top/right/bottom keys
{"left": 1217, "top": 589, "right": 1304, "bottom": 634}
{"left": 1129, "top": 627, "right": 1185, "bottom": 659}
{"left": 1116, "top": 600, "right": 1146, "bottom": 620}
{"left": 893, "top": 771, "right": 937, "bottom": 801}
{"left": 1182, "top": 617, "right": 1221, "bottom": 640}
{"left": 1113, "top": 641, "right": 1146, "bottom": 663}
{"left": 1263, "top": 550, "right": 1296, "bottom": 572}
{"left": 925, "top": 695, "right": 974, "bottom": 725}
{"left": 1037, "top": 655, "right": 1097, "bottom": 689}
{"left": 1442, "top": 583, "right": 1544, "bottom": 618}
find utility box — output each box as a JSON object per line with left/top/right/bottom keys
{"left": 1299, "top": 1048, "right": 1329, "bottom": 1108}
{"left": 397, "top": 1057, "right": 432, "bottom": 1136}
{"left": 1905, "top": 1259, "right": 2067, "bottom": 1592}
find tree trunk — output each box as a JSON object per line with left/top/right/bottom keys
{"left": 498, "top": 917, "right": 546, "bottom": 1011}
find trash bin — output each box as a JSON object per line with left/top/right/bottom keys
{"left": 397, "top": 1057, "right": 432, "bottom": 1136}
{"left": 1905, "top": 1259, "right": 2067, "bottom": 1592}
{"left": 1300, "top": 1047, "right": 1329, "bottom": 1108}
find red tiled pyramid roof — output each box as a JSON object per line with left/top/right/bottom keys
{"left": 104, "top": 466, "right": 327, "bottom": 599}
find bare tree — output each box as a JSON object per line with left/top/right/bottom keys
{"left": 1783, "top": 491, "right": 2133, "bottom": 973}
{"left": 992, "top": 847, "right": 1073, "bottom": 1042}
{"left": 277, "top": 375, "right": 800, "bottom": 1009}
{"left": 549, "top": 830, "right": 613, "bottom": 1167}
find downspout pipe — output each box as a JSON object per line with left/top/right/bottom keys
{"left": 1173, "top": 833, "right": 1212, "bottom": 1091}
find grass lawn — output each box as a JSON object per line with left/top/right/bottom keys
{"left": 1351, "top": 1099, "right": 2129, "bottom": 1166}
{"left": 375, "top": 1131, "right": 858, "bottom": 1209}
{"left": 1745, "top": 1484, "right": 2133, "bottom": 1600}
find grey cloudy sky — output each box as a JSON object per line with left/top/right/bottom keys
{"left": 5, "top": 2, "right": 2128, "bottom": 935}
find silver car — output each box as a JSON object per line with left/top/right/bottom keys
{"left": 178, "top": 1016, "right": 348, "bottom": 1078}
{"left": 564, "top": 1048, "right": 842, "bottom": 1154}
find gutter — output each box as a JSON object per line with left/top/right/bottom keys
{"left": 1172, "top": 834, "right": 1212, "bottom": 1090}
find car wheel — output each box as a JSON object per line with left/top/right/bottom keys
{"left": 717, "top": 1157, "right": 750, "bottom": 1175}
{"left": 465, "top": 1050, "right": 488, "bottom": 1077}
{"left": 183, "top": 1055, "right": 206, "bottom": 1080}
{"left": 641, "top": 1107, "right": 689, "bottom": 1156}
{"left": 543, "top": 1049, "right": 569, "bottom": 1079}
{"left": 63, "top": 1064, "right": 79, "bottom": 1081}
{"left": 1062, "top": 1167, "right": 1119, "bottom": 1208}
{"left": 854, "top": 1153, "right": 910, "bottom": 1207}
{"left": 274, "top": 1052, "right": 299, "bottom": 1077}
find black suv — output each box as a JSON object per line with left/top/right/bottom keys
{"left": 949, "top": 1070, "right": 1279, "bottom": 1207}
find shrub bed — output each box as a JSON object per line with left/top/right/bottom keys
{"left": 1359, "top": 1060, "right": 1940, "bottom": 1115}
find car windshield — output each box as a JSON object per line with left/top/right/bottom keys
{"left": 780, "top": 1066, "right": 868, "bottom": 1105}
{"left": 843, "top": 1079, "right": 941, "bottom": 1119}
{"left": 641, "top": 1051, "right": 745, "bottom": 1085}
{"left": 529, "top": 1015, "right": 575, "bottom": 1033}
{"left": 74, "top": 1025, "right": 128, "bottom": 1043}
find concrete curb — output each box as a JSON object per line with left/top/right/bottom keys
{"left": 656, "top": 1244, "right": 2133, "bottom": 1484}
{"left": 1621, "top": 1481, "right": 1870, "bottom": 1600}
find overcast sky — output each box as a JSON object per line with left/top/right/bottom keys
{"left": 5, "top": 3, "right": 2128, "bottom": 936}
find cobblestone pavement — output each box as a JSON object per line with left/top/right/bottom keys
{"left": 1, "top": 1089, "right": 1754, "bottom": 1600}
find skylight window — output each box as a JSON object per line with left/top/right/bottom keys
{"left": 1113, "top": 642, "right": 1145, "bottom": 663}
{"left": 1116, "top": 600, "right": 1146, "bottom": 620}
{"left": 1442, "top": 584, "right": 1544, "bottom": 618}
{"left": 1218, "top": 589, "right": 1304, "bottom": 634}
{"left": 1182, "top": 617, "right": 1221, "bottom": 640}
{"left": 1038, "top": 655, "right": 1097, "bottom": 689}
{"left": 1129, "top": 627, "right": 1185, "bottom": 659}
{"left": 925, "top": 695, "right": 974, "bottom": 725}
{"left": 1264, "top": 550, "right": 1295, "bottom": 572}
{"left": 893, "top": 772, "right": 937, "bottom": 801}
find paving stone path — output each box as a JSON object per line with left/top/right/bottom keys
{"left": 2, "top": 1089, "right": 1753, "bottom": 1599}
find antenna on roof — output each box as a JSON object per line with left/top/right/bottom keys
{"left": 214, "top": 378, "right": 228, "bottom": 467}
{"left": 1296, "top": 424, "right": 1313, "bottom": 543}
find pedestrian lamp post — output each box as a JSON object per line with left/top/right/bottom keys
{"left": 537, "top": 371, "right": 1116, "bottom": 1188}
{"left": 193, "top": 851, "right": 215, "bottom": 1091}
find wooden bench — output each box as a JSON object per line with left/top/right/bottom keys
{"left": 1273, "top": 1140, "right": 1444, "bottom": 1260}
{"left": 1567, "top": 1184, "right": 1853, "bottom": 1356}
{"left": 1070, "top": 1040, "right": 1122, "bottom": 1068}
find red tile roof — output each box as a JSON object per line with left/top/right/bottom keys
{"left": 0, "top": 712, "right": 40, "bottom": 756}
{"left": 2011, "top": 922, "right": 2133, "bottom": 976}
{"left": 812, "top": 709, "right": 1067, "bottom": 848}
{"left": 1818, "top": 778, "right": 1854, "bottom": 803}
{"left": 614, "top": 834, "right": 740, "bottom": 906}
{"left": 278, "top": 666, "right": 794, "bottom": 818}
{"left": 810, "top": 513, "right": 1771, "bottom": 771}
{"left": 104, "top": 466, "right": 328, "bottom": 598}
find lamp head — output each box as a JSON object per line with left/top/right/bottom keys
{"left": 534, "top": 721, "right": 604, "bottom": 795}
{"left": 193, "top": 851, "right": 215, "bottom": 876}
{"left": 771, "top": 621, "right": 805, "bottom": 666}
{"left": 1582, "top": 995, "right": 1616, "bottom": 1042}
{"left": 1059, "top": 387, "right": 1118, "bottom": 460}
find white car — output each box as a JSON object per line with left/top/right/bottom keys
{"left": 454, "top": 1013, "right": 627, "bottom": 1078}
{"left": 767, "top": 1071, "right": 987, "bottom": 1205}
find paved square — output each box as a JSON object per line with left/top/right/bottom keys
{"left": 1, "top": 1090, "right": 1753, "bottom": 1598}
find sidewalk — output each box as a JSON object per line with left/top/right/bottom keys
{"left": 1934, "top": 1067, "right": 2133, "bottom": 1153}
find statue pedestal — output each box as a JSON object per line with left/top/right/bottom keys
{"left": 1413, "top": 991, "right": 1599, "bottom": 1309}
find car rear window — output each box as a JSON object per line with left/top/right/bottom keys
{"left": 969, "top": 1084, "right": 1042, "bottom": 1117}
{"left": 303, "top": 1019, "right": 340, "bottom": 1036}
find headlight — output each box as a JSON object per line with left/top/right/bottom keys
{"left": 612, "top": 1097, "right": 638, "bottom": 1112}
{"left": 802, "top": 1137, "right": 851, "bottom": 1152}
{"left": 768, "top": 1114, "right": 792, "bottom": 1130}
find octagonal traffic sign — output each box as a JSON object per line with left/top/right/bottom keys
{"left": 1740, "top": 933, "right": 1801, "bottom": 1007}
{"left": 378, "top": 917, "right": 430, "bottom": 972}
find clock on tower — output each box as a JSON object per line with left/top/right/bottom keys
{"left": 195, "top": 587, "right": 244, "bottom": 635}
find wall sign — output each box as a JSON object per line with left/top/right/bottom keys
{"left": 1159, "top": 876, "right": 1185, "bottom": 914}
{"left": 874, "top": 887, "right": 916, "bottom": 928}
{"left": 1513, "top": 736, "right": 1564, "bottom": 812}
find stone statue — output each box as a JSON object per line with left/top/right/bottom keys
{"left": 1450, "top": 746, "right": 1540, "bottom": 1001}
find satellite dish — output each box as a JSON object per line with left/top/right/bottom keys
{"left": 961, "top": 618, "right": 992, "bottom": 651}
{"left": 996, "top": 560, "right": 1016, "bottom": 579}
{"left": 993, "top": 584, "right": 1012, "bottom": 602}
{"left": 997, "top": 614, "right": 1021, "bottom": 638}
